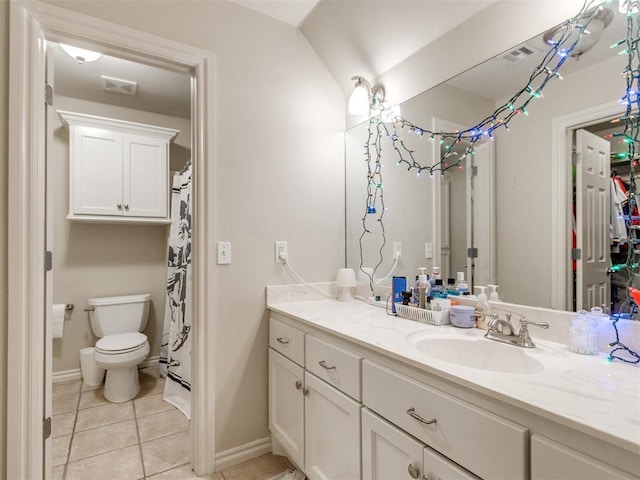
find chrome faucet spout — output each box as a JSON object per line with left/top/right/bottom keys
{"left": 484, "top": 313, "right": 548, "bottom": 348}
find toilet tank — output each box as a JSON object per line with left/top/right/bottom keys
{"left": 88, "top": 293, "right": 152, "bottom": 337}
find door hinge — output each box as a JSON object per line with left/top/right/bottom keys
{"left": 45, "top": 83, "right": 53, "bottom": 106}
{"left": 45, "top": 250, "right": 53, "bottom": 272}
{"left": 572, "top": 248, "right": 582, "bottom": 260}
{"left": 43, "top": 417, "right": 51, "bottom": 440}
{"left": 467, "top": 247, "right": 478, "bottom": 259}
{"left": 471, "top": 166, "right": 478, "bottom": 177}
{"left": 572, "top": 151, "right": 579, "bottom": 165}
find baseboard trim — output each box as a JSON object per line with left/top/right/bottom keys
{"left": 215, "top": 436, "right": 272, "bottom": 471}
{"left": 52, "top": 355, "right": 160, "bottom": 384}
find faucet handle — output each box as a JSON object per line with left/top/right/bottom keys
{"left": 520, "top": 318, "right": 549, "bottom": 329}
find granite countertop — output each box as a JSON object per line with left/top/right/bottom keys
{"left": 267, "top": 294, "right": 640, "bottom": 455}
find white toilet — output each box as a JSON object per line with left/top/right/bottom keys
{"left": 88, "top": 293, "right": 152, "bottom": 403}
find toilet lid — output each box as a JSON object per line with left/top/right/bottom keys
{"left": 95, "top": 332, "right": 147, "bottom": 354}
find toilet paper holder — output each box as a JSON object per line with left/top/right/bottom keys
{"left": 65, "top": 304, "right": 74, "bottom": 311}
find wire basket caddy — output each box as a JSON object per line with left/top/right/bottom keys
{"left": 394, "top": 303, "right": 450, "bottom": 325}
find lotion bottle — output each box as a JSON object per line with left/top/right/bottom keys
{"left": 413, "top": 268, "right": 427, "bottom": 304}
{"left": 474, "top": 286, "right": 491, "bottom": 330}
{"left": 487, "top": 284, "right": 501, "bottom": 302}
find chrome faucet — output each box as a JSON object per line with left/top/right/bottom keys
{"left": 484, "top": 312, "right": 549, "bottom": 348}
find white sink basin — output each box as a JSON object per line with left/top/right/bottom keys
{"left": 406, "top": 333, "right": 548, "bottom": 374}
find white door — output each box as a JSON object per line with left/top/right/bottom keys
{"left": 268, "top": 349, "right": 305, "bottom": 467}
{"left": 304, "top": 372, "right": 361, "bottom": 480}
{"left": 575, "top": 129, "right": 611, "bottom": 311}
{"left": 123, "top": 133, "right": 168, "bottom": 218}
{"left": 362, "top": 408, "right": 424, "bottom": 480}
{"left": 71, "top": 126, "right": 124, "bottom": 216}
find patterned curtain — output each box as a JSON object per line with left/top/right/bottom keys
{"left": 159, "top": 163, "right": 192, "bottom": 419}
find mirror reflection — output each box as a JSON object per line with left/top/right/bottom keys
{"left": 345, "top": 5, "right": 631, "bottom": 315}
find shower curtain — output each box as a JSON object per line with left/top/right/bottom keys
{"left": 160, "top": 163, "right": 192, "bottom": 419}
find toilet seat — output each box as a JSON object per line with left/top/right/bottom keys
{"left": 95, "top": 332, "right": 147, "bottom": 355}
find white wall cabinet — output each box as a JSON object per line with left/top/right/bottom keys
{"left": 58, "top": 110, "right": 178, "bottom": 224}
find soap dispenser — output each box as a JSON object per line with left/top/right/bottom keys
{"left": 487, "top": 284, "right": 501, "bottom": 302}
{"left": 474, "top": 286, "right": 492, "bottom": 330}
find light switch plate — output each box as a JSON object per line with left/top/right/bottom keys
{"left": 425, "top": 242, "right": 433, "bottom": 259}
{"left": 217, "top": 241, "right": 231, "bottom": 265}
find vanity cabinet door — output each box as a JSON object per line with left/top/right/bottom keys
{"left": 362, "top": 408, "right": 424, "bottom": 480}
{"left": 531, "top": 435, "right": 638, "bottom": 480}
{"left": 304, "top": 372, "right": 361, "bottom": 480}
{"left": 269, "top": 349, "right": 304, "bottom": 467}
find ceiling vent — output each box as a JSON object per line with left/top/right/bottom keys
{"left": 101, "top": 75, "right": 138, "bottom": 95}
{"left": 501, "top": 44, "right": 538, "bottom": 64}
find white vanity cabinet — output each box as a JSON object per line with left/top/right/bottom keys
{"left": 362, "top": 408, "right": 479, "bottom": 480}
{"left": 268, "top": 317, "right": 363, "bottom": 479}
{"left": 58, "top": 110, "right": 178, "bottom": 224}
{"left": 531, "top": 435, "right": 637, "bottom": 480}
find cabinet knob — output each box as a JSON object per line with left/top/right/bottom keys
{"left": 295, "top": 380, "right": 302, "bottom": 390}
{"left": 421, "top": 476, "right": 431, "bottom": 480}
{"left": 117, "top": 203, "right": 122, "bottom": 210}
{"left": 407, "top": 463, "right": 420, "bottom": 479}
{"left": 124, "top": 204, "right": 130, "bottom": 210}
{"left": 302, "top": 387, "right": 309, "bottom": 396}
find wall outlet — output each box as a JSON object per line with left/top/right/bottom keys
{"left": 275, "top": 241, "right": 288, "bottom": 263}
{"left": 425, "top": 242, "right": 433, "bottom": 259}
{"left": 217, "top": 241, "right": 231, "bottom": 265}
{"left": 393, "top": 242, "right": 402, "bottom": 260}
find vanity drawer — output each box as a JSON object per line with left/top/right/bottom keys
{"left": 270, "top": 317, "right": 305, "bottom": 366}
{"left": 362, "top": 360, "right": 528, "bottom": 479}
{"left": 305, "top": 335, "right": 362, "bottom": 401}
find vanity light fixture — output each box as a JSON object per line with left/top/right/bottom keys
{"left": 335, "top": 268, "right": 357, "bottom": 301}
{"left": 543, "top": 6, "right": 614, "bottom": 59}
{"left": 348, "top": 76, "right": 385, "bottom": 116}
{"left": 59, "top": 43, "right": 103, "bottom": 64}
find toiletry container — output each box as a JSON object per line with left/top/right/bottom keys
{"left": 568, "top": 307, "right": 606, "bottom": 355}
{"left": 450, "top": 305, "right": 476, "bottom": 328}
{"left": 487, "top": 284, "right": 501, "bottom": 302}
{"left": 413, "top": 268, "right": 427, "bottom": 304}
{"left": 447, "top": 278, "right": 459, "bottom": 296}
{"left": 431, "top": 279, "right": 447, "bottom": 299}
{"left": 418, "top": 273, "right": 429, "bottom": 309}
{"left": 429, "top": 266, "right": 441, "bottom": 289}
{"left": 455, "top": 271, "right": 470, "bottom": 295}
{"left": 474, "top": 286, "right": 492, "bottom": 330}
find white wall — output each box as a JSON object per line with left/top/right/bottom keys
{"left": 496, "top": 54, "right": 624, "bottom": 307}
{"left": 37, "top": 0, "right": 346, "bottom": 453}
{"left": 50, "top": 95, "right": 191, "bottom": 373}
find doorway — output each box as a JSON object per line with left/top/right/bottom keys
{"left": 7, "top": 2, "right": 216, "bottom": 478}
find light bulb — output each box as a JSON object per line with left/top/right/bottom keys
{"left": 59, "top": 43, "right": 102, "bottom": 64}
{"left": 348, "top": 83, "right": 370, "bottom": 115}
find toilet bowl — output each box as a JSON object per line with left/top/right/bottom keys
{"left": 87, "top": 294, "right": 152, "bottom": 403}
{"left": 94, "top": 332, "right": 150, "bottom": 403}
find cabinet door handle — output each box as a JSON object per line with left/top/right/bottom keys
{"left": 421, "top": 476, "right": 431, "bottom": 480}
{"left": 117, "top": 203, "right": 122, "bottom": 210}
{"left": 318, "top": 360, "right": 336, "bottom": 370}
{"left": 295, "top": 380, "right": 302, "bottom": 390}
{"left": 407, "top": 407, "right": 437, "bottom": 425}
{"left": 276, "top": 337, "right": 290, "bottom": 345}
{"left": 407, "top": 463, "right": 420, "bottom": 479}
{"left": 302, "top": 387, "right": 309, "bottom": 396}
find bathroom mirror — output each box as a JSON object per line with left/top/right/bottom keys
{"left": 346, "top": 6, "right": 630, "bottom": 312}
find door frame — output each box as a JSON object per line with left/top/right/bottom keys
{"left": 8, "top": 0, "right": 217, "bottom": 477}
{"left": 551, "top": 100, "right": 621, "bottom": 310}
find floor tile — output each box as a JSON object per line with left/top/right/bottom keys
{"left": 139, "top": 376, "right": 166, "bottom": 397}
{"left": 52, "top": 380, "right": 81, "bottom": 399}
{"left": 52, "top": 392, "right": 80, "bottom": 415}
{"left": 146, "top": 463, "right": 206, "bottom": 479}
{"left": 52, "top": 412, "right": 75, "bottom": 438}
{"left": 78, "top": 388, "right": 109, "bottom": 410}
{"left": 69, "top": 419, "right": 138, "bottom": 462}
{"left": 137, "top": 408, "right": 190, "bottom": 443}
{"left": 65, "top": 445, "right": 143, "bottom": 480}
{"left": 52, "top": 464, "right": 65, "bottom": 480}
{"left": 221, "top": 454, "right": 294, "bottom": 480}
{"left": 134, "top": 392, "right": 174, "bottom": 417}
{"left": 141, "top": 430, "right": 191, "bottom": 476}
{"left": 52, "top": 434, "right": 71, "bottom": 467}
{"left": 81, "top": 381, "right": 104, "bottom": 392}
{"left": 75, "top": 401, "right": 134, "bottom": 432}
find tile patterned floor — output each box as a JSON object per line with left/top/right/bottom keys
{"left": 51, "top": 366, "right": 294, "bottom": 479}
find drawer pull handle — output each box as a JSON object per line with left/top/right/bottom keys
{"left": 407, "top": 407, "right": 437, "bottom": 425}
{"left": 276, "top": 337, "right": 290, "bottom": 345}
{"left": 318, "top": 360, "right": 336, "bottom": 370}
{"left": 295, "top": 380, "right": 302, "bottom": 390}
{"left": 408, "top": 463, "right": 420, "bottom": 479}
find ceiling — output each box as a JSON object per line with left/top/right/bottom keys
{"left": 52, "top": 0, "right": 613, "bottom": 120}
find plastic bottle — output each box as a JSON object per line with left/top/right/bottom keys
{"left": 455, "top": 271, "right": 470, "bottom": 295}
{"left": 429, "top": 266, "right": 441, "bottom": 289}
{"left": 418, "top": 274, "right": 429, "bottom": 309}
{"left": 431, "top": 279, "right": 447, "bottom": 299}
{"left": 474, "top": 286, "right": 492, "bottom": 330}
{"left": 447, "top": 278, "right": 459, "bottom": 296}
{"left": 413, "top": 268, "right": 427, "bottom": 304}
{"left": 487, "top": 284, "right": 501, "bottom": 302}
